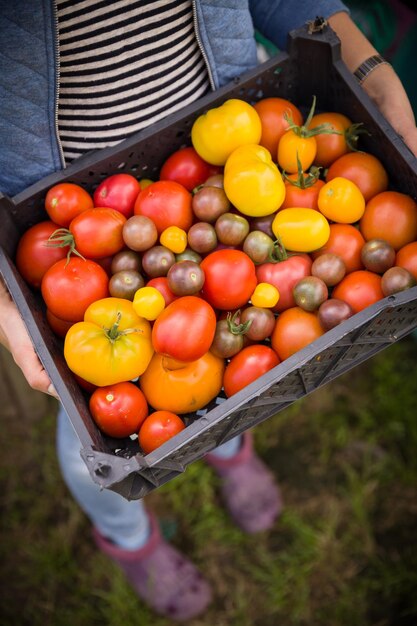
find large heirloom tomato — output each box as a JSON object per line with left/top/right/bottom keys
{"left": 93, "top": 173, "right": 141, "bottom": 218}
{"left": 271, "top": 307, "right": 325, "bottom": 361}
{"left": 15, "top": 220, "right": 69, "bottom": 288}
{"left": 359, "top": 191, "right": 417, "bottom": 250}
{"left": 256, "top": 254, "right": 312, "bottom": 312}
{"left": 41, "top": 257, "right": 109, "bottom": 322}
{"left": 223, "top": 344, "right": 280, "bottom": 397}
{"left": 191, "top": 99, "right": 262, "bottom": 165}
{"left": 200, "top": 249, "right": 257, "bottom": 310}
{"left": 140, "top": 351, "right": 225, "bottom": 414}
{"left": 152, "top": 296, "right": 217, "bottom": 362}
{"left": 134, "top": 180, "right": 193, "bottom": 233}
{"left": 64, "top": 298, "right": 153, "bottom": 386}
{"left": 89, "top": 381, "right": 149, "bottom": 438}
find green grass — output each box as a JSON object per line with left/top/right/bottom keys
{"left": 1, "top": 337, "right": 417, "bottom": 625}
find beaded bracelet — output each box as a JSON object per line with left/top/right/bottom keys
{"left": 353, "top": 54, "right": 391, "bottom": 85}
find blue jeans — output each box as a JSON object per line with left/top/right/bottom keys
{"left": 56, "top": 406, "right": 241, "bottom": 549}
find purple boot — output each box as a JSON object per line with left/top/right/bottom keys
{"left": 205, "top": 431, "right": 283, "bottom": 534}
{"left": 93, "top": 513, "right": 212, "bottom": 621}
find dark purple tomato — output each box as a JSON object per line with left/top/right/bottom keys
{"left": 210, "top": 318, "right": 245, "bottom": 359}
{"left": 192, "top": 185, "right": 230, "bottom": 223}
{"left": 122, "top": 215, "right": 158, "bottom": 252}
{"left": 215, "top": 212, "right": 250, "bottom": 246}
{"left": 311, "top": 253, "right": 346, "bottom": 287}
{"left": 360, "top": 239, "right": 396, "bottom": 274}
{"left": 110, "top": 249, "right": 142, "bottom": 274}
{"left": 109, "top": 270, "right": 145, "bottom": 300}
{"left": 240, "top": 306, "right": 275, "bottom": 341}
{"left": 187, "top": 222, "right": 218, "bottom": 254}
{"left": 141, "top": 245, "right": 176, "bottom": 278}
{"left": 318, "top": 298, "right": 354, "bottom": 330}
{"left": 293, "top": 276, "right": 328, "bottom": 312}
{"left": 243, "top": 230, "right": 274, "bottom": 264}
{"left": 249, "top": 214, "right": 275, "bottom": 238}
{"left": 167, "top": 260, "right": 205, "bottom": 296}
{"left": 203, "top": 174, "right": 225, "bottom": 189}
{"left": 381, "top": 266, "right": 416, "bottom": 296}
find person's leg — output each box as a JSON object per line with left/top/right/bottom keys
{"left": 56, "top": 406, "right": 211, "bottom": 621}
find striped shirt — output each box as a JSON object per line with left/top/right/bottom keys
{"left": 56, "top": 0, "right": 211, "bottom": 163}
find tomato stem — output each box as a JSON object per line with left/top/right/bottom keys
{"left": 226, "top": 310, "right": 252, "bottom": 335}
{"left": 46, "top": 228, "right": 86, "bottom": 264}
{"left": 268, "top": 236, "right": 288, "bottom": 263}
{"left": 285, "top": 95, "right": 343, "bottom": 139}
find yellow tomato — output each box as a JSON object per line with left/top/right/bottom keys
{"left": 223, "top": 144, "right": 285, "bottom": 216}
{"left": 251, "top": 282, "right": 280, "bottom": 308}
{"left": 272, "top": 208, "right": 330, "bottom": 252}
{"left": 318, "top": 177, "right": 366, "bottom": 223}
{"left": 160, "top": 225, "right": 188, "bottom": 253}
{"left": 277, "top": 131, "right": 317, "bottom": 173}
{"left": 191, "top": 99, "right": 262, "bottom": 165}
{"left": 64, "top": 298, "right": 153, "bottom": 386}
{"left": 133, "top": 286, "right": 166, "bottom": 321}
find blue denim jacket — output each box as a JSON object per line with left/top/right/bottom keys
{"left": 0, "top": 0, "right": 347, "bottom": 197}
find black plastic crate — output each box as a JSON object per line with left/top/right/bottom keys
{"left": 1, "top": 24, "right": 417, "bottom": 500}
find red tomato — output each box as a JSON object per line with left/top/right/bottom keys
{"left": 159, "top": 146, "right": 217, "bottom": 191}
{"left": 152, "top": 296, "right": 217, "bottom": 362}
{"left": 69, "top": 208, "right": 126, "bottom": 259}
{"left": 146, "top": 277, "right": 178, "bottom": 306}
{"left": 359, "top": 191, "right": 417, "bottom": 251}
{"left": 200, "top": 249, "right": 257, "bottom": 310}
{"left": 326, "top": 152, "right": 389, "bottom": 202}
{"left": 134, "top": 180, "right": 193, "bottom": 234}
{"left": 256, "top": 254, "right": 312, "bottom": 312}
{"left": 41, "top": 257, "right": 109, "bottom": 322}
{"left": 253, "top": 97, "right": 303, "bottom": 157}
{"left": 271, "top": 307, "right": 325, "bottom": 360}
{"left": 138, "top": 411, "right": 185, "bottom": 454}
{"left": 15, "top": 220, "right": 69, "bottom": 288}
{"left": 45, "top": 183, "right": 94, "bottom": 227}
{"left": 280, "top": 177, "right": 325, "bottom": 211}
{"left": 223, "top": 344, "right": 280, "bottom": 397}
{"left": 310, "top": 112, "right": 354, "bottom": 168}
{"left": 93, "top": 173, "right": 141, "bottom": 218}
{"left": 89, "top": 382, "right": 149, "bottom": 438}
{"left": 332, "top": 270, "right": 384, "bottom": 313}
{"left": 45, "top": 309, "right": 74, "bottom": 338}
{"left": 396, "top": 241, "right": 417, "bottom": 280}
{"left": 311, "top": 223, "right": 365, "bottom": 273}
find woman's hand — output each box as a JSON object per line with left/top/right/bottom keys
{"left": 0, "top": 280, "right": 58, "bottom": 397}
{"left": 329, "top": 11, "right": 417, "bottom": 158}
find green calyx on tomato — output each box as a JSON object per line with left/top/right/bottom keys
{"left": 47, "top": 227, "right": 85, "bottom": 264}
{"left": 286, "top": 96, "right": 339, "bottom": 140}
{"left": 64, "top": 297, "right": 154, "bottom": 386}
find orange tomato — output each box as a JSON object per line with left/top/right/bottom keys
{"left": 139, "top": 351, "right": 225, "bottom": 414}
{"left": 396, "top": 241, "right": 417, "bottom": 280}
{"left": 360, "top": 191, "right": 417, "bottom": 251}
{"left": 278, "top": 131, "right": 317, "bottom": 173}
{"left": 271, "top": 307, "right": 325, "bottom": 361}
{"left": 333, "top": 270, "right": 384, "bottom": 313}
{"left": 326, "top": 152, "right": 388, "bottom": 202}
{"left": 311, "top": 223, "right": 365, "bottom": 273}
{"left": 310, "top": 112, "right": 355, "bottom": 168}
{"left": 253, "top": 97, "right": 303, "bottom": 157}
{"left": 318, "top": 177, "right": 365, "bottom": 223}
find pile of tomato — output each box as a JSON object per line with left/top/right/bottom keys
{"left": 15, "top": 95, "right": 417, "bottom": 454}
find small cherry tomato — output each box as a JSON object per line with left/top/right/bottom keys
{"left": 160, "top": 225, "right": 188, "bottom": 254}
{"left": 251, "top": 282, "right": 280, "bottom": 308}
{"left": 132, "top": 286, "right": 166, "bottom": 320}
